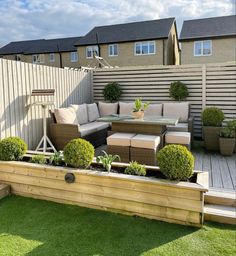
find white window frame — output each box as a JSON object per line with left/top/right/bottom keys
{"left": 108, "top": 44, "right": 118, "bottom": 57}
{"left": 15, "top": 54, "right": 21, "bottom": 61}
{"left": 194, "top": 40, "right": 212, "bottom": 56}
{"left": 134, "top": 41, "right": 156, "bottom": 55}
{"left": 86, "top": 46, "right": 99, "bottom": 59}
{"left": 32, "top": 54, "right": 45, "bottom": 64}
{"left": 70, "top": 52, "right": 78, "bottom": 62}
{"left": 49, "top": 53, "right": 55, "bottom": 62}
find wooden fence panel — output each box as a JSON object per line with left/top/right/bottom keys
{"left": 0, "top": 59, "right": 92, "bottom": 149}
{"left": 93, "top": 62, "right": 236, "bottom": 138}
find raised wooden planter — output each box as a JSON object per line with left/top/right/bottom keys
{"left": 0, "top": 161, "right": 208, "bottom": 227}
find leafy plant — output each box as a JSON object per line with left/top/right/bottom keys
{"left": 227, "top": 119, "right": 236, "bottom": 132}
{"left": 169, "top": 81, "right": 189, "bottom": 101}
{"left": 96, "top": 150, "right": 120, "bottom": 173}
{"left": 0, "top": 137, "right": 27, "bottom": 161}
{"left": 63, "top": 138, "right": 94, "bottom": 168}
{"left": 49, "top": 151, "right": 64, "bottom": 166}
{"left": 124, "top": 161, "right": 146, "bottom": 176}
{"left": 201, "top": 107, "right": 224, "bottom": 127}
{"left": 103, "top": 82, "right": 122, "bottom": 102}
{"left": 133, "top": 98, "right": 149, "bottom": 112}
{"left": 157, "top": 145, "right": 194, "bottom": 181}
{"left": 220, "top": 127, "right": 235, "bottom": 138}
{"left": 30, "top": 155, "right": 47, "bottom": 164}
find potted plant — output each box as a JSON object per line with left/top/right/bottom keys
{"left": 219, "top": 127, "right": 235, "bottom": 156}
{"left": 201, "top": 107, "right": 224, "bottom": 151}
{"left": 132, "top": 98, "right": 149, "bottom": 119}
{"left": 227, "top": 119, "right": 236, "bottom": 153}
{"left": 103, "top": 82, "right": 122, "bottom": 102}
{"left": 169, "top": 81, "right": 189, "bottom": 101}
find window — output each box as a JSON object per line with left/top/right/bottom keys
{"left": 32, "top": 54, "right": 45, "bottom": 64}
{"left": 70, "top": 52, "right": 78, "bottom": 62}
{"left": 108, "top": 44, "right": 118, "bottom": 56}
{"left": 86, "top": 46, "right": 99, "bottom": 59}
{"left": 194, "top": 40, "right": 212, "bottom": 56}
{"left": 14, "top": 54, "right": 21, "bottom": 61}
{"left": 49, "top": 53, "right": 55, "bottom": 62}
{"left": 135, "top": 41, "right": 155, "bottom": 55}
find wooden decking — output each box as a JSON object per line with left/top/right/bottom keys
{"left": 193, "top": 150, "right": 236, "bottom": 191}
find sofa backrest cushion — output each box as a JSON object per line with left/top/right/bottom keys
{"left": 54, "top": 107, "right": 78, "bottom": 124}
{"left": 87, "top": 103, "right": 100, "bottom": 122}
{"left": 98, "top": 102, "right": 118, "bottom": 117}
{"left": 145, "top": 104, "right": 162, "bottom": 117}
{"left": 163, "top": 102, "right": 189, "bottom": 122}
{"left": 71, "top": 104, "right": 88, "bottom": 125}
{"left": 119, "top": 102, "right": 134, "bottom": 115}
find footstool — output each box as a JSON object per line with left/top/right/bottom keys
{"left": 165, "top": 131, "right": 191, "bottom": 149}
{"left": 130, "top": 134, "right": 160, "bottom": 166}
{"left": 107, "top": 132, "right": 136, "bottom": 163}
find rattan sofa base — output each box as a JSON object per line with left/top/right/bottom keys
{"left": 130, "top": 147, "right": 158, "bottom": 166}
{"left": 107, "top": 145, "right": 130, "bottom": 163}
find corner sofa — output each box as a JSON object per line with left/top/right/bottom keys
{"left": 49, "top": 101, "right": 193, "bottom": 150}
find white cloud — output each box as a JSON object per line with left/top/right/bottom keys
{"left": 0, "top": 0, "right": 234, "bottom": 46}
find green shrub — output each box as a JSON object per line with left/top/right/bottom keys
{"left": 0, "top": 137, "right": 27, "bottom": 161}
{"left": 63, "top": 138, "right": 94, "bottom": 168}
{"left": 49, "top": 151, "right": 64, "bottom": 166}
{"left": 169, "top": 81, "right": 189, "bottom": 101}
{"left": 96, "top": 150, "right": 120, "bottom": 173}
{"left": 201, "top": 107, "right": 224, "bottom": 127}
{"left": 220, "top": 127, "right": 235, "bottom": 138}
{"left": 103, "top": 82, "right": 122, "bottom": 102}
{"left": 227, "top": 119, "right": 236, "bottom": 132}
{"left": 30, "top": 155, "right": 47, "bottom": 164}
{"left": 157, "top": 145, "right": 194, "bottom": 181}
{"left": 124, "top": 161, "right": 146, "bottom": 176}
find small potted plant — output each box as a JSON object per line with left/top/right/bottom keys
{"left": 227, "top": 119, "right": 236, "bottom": 153}
{"left": 201, "top": 107, "right": 224, "bottom": 151}
{"left": 133, "top": 98, "right": 149, "bottom": 119}
{"left": 219, "top": 127, "right": 235, "bottom": 156}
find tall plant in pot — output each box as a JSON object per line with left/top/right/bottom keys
{"left": 132, "top": 98, "right": 149, "bottom": 119}
{"left": 201, "top": 107, "right": 224, "bottom": 151}
{"left": 219, "top": 126, "right": 235, "bottom": 156}
{"left": 228, "top": 119, "right": 236, "bottom": 153}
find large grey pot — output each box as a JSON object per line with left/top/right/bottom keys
{"left": 202, "top": 126, "right": 221, "bottom": 151}
{"left": 219, "top": 137, "right": 235, "bottom": 156}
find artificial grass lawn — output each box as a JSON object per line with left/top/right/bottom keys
{"left": 0, "top": 196, "right": 235, "bottom": 256}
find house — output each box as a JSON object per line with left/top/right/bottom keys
{"left": 74, "top": 18, "right": 180, "bottom": 67}
{"left": 180, "top": 15, "right": 236, "bottom": 64}
{"left": 0, "top": 37, "right": 81, "bottom": 68}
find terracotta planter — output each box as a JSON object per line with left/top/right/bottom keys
{"left": 202, "top": 126, "right": 221, "bottom": 151}
{"left": 219, "top": 137, "right": 235, "bottom": 156}
{"left": 0, "top": 161, "right": 208, "bottom": 227}
{"left": 133, "top": 110, "right": 144, "bottom": 119}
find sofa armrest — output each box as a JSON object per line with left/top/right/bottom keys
{"left": 188, "top": 116, "right": 194, "bottom": 141}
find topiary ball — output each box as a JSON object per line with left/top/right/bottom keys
{"left": 169, "top": 81, "right": 189, "bottom": 101}
{"left": 0, "top": 137, "right": 27, "bottom": 161}
{"left": 201, "top": 107, "right": 224, "bottom": 127}
{"left": 157, "top": 145, "right": 194, "bottom": 180}
{"left": 103, "top": 82, "right": 122, "bottom": 102}
{"left": 63, "top": 138, "right": 94, "bottom": 168}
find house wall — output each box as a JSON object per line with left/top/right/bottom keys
{"left": 77, "top": 39, "right": 165, "bottom": 67}
{"left": 181, "top": 37, "right": 236, "bottom": 64}
{"left": 166, "top": 23, "right": 180, "bottom": 65}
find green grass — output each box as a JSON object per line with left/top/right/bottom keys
{"left": 0, "top": 196, "right": 235, "bottom": 256}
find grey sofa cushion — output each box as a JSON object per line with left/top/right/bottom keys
{"left": 98, "top": 102, "right": 118, "bottom": 116}
{"left": 119, "top": 102, "right": 134, "bottom": 115}
{"left": 167, "top": 123, "right": 188, "bottom": 132}
{"left": 71, "top": 104, "right": 88, "bottom": 125}
{"left": 163, "top": 102, "right": 189, "bottom": 122}
{"left": 79, "top": 121, "right": 109, "bottom": 137}
{"left": 87, "top": 103, "right": 100, "bottom": 122}
{"left": 145, "top": 104, "right": 162, "bottom": 116}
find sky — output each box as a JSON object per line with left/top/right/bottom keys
{"left": 0, "top": 0, "right": 235, "bottom": 46}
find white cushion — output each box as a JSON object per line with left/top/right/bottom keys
{"left": 119, "top": 102, "right": 134, "bottom": 115}
{"left": 79, "top": 121, "right": 109, "bottom": 137}
{"left": 131, "top": 134, "right": 160, "bottom": 149}
{"left": 98, "top": 102, "right": 118, "bottom": 117}
{"left": 87, "top": 103, "right": 100, "bottom": 122}
{"left": 165, "top": 132, "right": 191, "bottom": 145}
{"left": 107, "top": 133, "right": 136, "bottom": 146}
{"left": 145, "top": 104, "right": 162, "bottom": 117}
{"left": 163, "top": 102, "right": 189, "bottom": 122}
{"left": 167, "top": 123, "right": 188, "bottom": 132}
{"left": 71, "top": 104, "right": 88, "bottom": 125}
{"left": 54, "top": 107, "right": 78, "bottom": 124}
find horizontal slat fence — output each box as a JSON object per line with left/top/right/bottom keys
{"left": 93, "top": 62, "right": 236, "bottom": 138}
{"left": 0, "top": 59, "right": 92, "bottom": 149}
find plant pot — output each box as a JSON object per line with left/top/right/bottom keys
{"left": 202, "top": 126, "right": 221, "bottom": 151}
{"left": 219, "top": 137, "right": 235, "bottom": 156}
{"left": 133, "top": 110, "right": 144, "bottom": 120}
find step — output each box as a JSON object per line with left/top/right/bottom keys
{"left": 0, "top": 184, "right": 10, "bottom": 200}
{"left": 205, "top": 189, "right": 236, "bottom": 207}
{"left": 204, "top": 204, "right": 236, "bottom": 225}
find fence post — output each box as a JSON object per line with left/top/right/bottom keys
{"left": 202, "top": 64, "right": 206, "bottom": 109}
